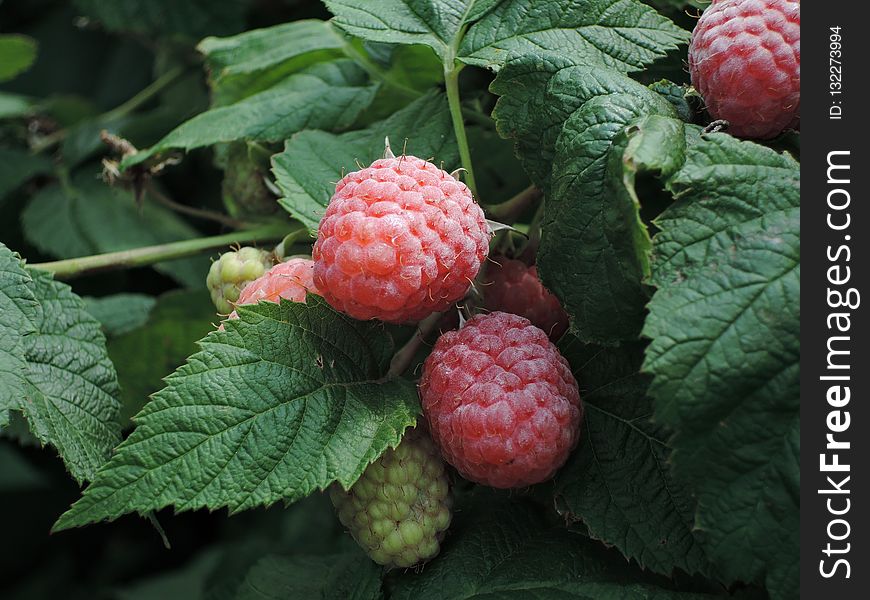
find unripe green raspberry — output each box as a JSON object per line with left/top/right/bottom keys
{"left": 206, "top": 247, "right": 274, "bottom": 314}
{"left": 330, "top": 427, "right": 452, "bottom": 569}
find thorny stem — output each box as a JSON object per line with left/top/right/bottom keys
{"left": 444, "top": 65, "right": 479, "bottom": 200}
{"left": 387, "top": 311, "right": 444, "bottom": 378}
{"left": 145, "top": 182, "right": 252, "bottom": 229}
{"left": 29, "top": 222, "right": 296, "bottom": 279}
{"left": 30, "top": 66, "right": 187, "bottom": 154}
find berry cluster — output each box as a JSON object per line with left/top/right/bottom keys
{"left": 204, "top": 9, "right": 806, "bottom": 555}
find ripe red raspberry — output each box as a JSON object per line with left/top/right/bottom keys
{"left": 312, "top": 154, "right": 490, "bottom": 323}
{"left": 483, "top": 257, "right": 569, "bottom": 341}
{"left": 226, "top": 258, "right": 319, "bottom": 320}
{"left": 420, "top": 312, "right": 582, "bottom": 488}
{"left": 689, "top": 0, "right": 800, "bottom": 139}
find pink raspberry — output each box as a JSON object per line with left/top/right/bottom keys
{"left": 483, "top": 257, "right": 569, "bottom": 341}
{"left": 226, "top": 258, "right": 319, "bottom": 320}
{"left": 312, "top": 155, "right": 490, "bottom": 323}
{"left": 689, "top": 0, "right": 800, "bottom": 139}
{"left": 419, "top": 312, "right": 582, "bottom": 488}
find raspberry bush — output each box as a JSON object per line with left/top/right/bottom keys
{"left": 1, "top": 1, "right": 798, "bottom": 599}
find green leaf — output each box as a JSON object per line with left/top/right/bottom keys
{"left": 124, "top": 60, "right": 379, "bottom": 166}
{"left": 232, "top": 553, "right": 382, "bottom": 600}
{"left": 107, "top": 289, "right": 218, "bottom": 424}
{"left": 0, "top": 146, "right": 52, "bottom": 207}
{"left": 649, "top": 80, "right": 694, "bottom": 123}
{"left": 83, "top": 294, "right": 157, "bottom": 338}
{"left": 0, "top": 34, "right": 38, "bottom": 82}
{"left": 0, "top": 244, "right": 121, "bottom": 482}
{"left": 0, "top": 92, "right": 34, "bottom": 119}
{"left": 324, "top": 0, "right": 494, "bottom": 63}
{"left": 19, "top": 268, "right": 122, "bottom": 483}
{"left": 390, "top": 493, "right": 716, "bottom": 599}
{"left": 643, "top": 134, "right": 800, "bottom": 599}
{"left": 199, "top": 20, "right": 347, "bottom": 105}
{"left": 554, "top": 338, "right": 710, "bottom": 578}
{"left": 492, "top": 61, "right": 678, "bottom": 343}
{"left": 21, "top": 171, "right": 209, "bottom": 288}
{"left": 0, "top": 245, "right": 39, "bottom": 427}
{"left": 272, "top": 90, "right": 458, "bottom": 232}
{"left": 53, "top": 296, "right": 420, "bottom": 531}
{"left": 459, "top": 0, "right": 689, "bottom": 71}
{"left": 73, "top": 0, "right": 249, "bottom": 40}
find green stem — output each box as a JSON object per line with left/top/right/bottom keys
{"left": 30, "top": 66, "right": 186, "bottom": 154}
{"left": 445, "top": 66, "right": 478, "bottom": 199}
{"left": 28, "top": 222, "right": 294, "bottom": 280}
{"left": 386, "top": 311, "right": 444, "bottom": 378}
{"left": 102, "top": 65, "right": 186, "bottom": 122}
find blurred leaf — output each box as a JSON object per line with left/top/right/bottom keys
{"left": 204, "top": 494, "right": 354, "bottom": 600}
{"left": 83, "top": 293, "right": 156, "bottom": 337}
{"left": 272, "top": 90, "right": 457, "bottom": 232}
{"left": 199, "top": 20, "right": 346, "bottom": 105}
{"left": 74, "top": 0, "right": 250, "bottom": 40}
{"left": 0, "top": 91, "right": 33, "bottom": 118}
{"left": 231, "top": 553, "right": 382, "bottom": 600}
{"left": 389, "top": 494, "right": 716, "bottom": 599}
{"left": 114, "top": 548, "right": 223, "bottom": 600}
{"left": 54, "top": 296, "right": 419, "bottom": 531}
{"left": 125, "top": 60, "right": 379, "bottom": 166}
{"left": 107, "top": 289, "right": 217, "bottom": 424}
{"left": 21, "top": 170, "right": 209, "bottom": 288}
{"left": 0, "top": 34, "right": 38, "bottom": 82}
{"left": 0, "top": 244, "right": 121, "bottom": 483}
{"left": 0, "top": 147, "right": 52, "bottom": 207}
{"left": 0, "top": 443, "right": 50, "bottom": 492}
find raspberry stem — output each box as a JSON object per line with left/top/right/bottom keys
{"left": 444, "top": 66, "right": 479, "bottom": 199}
{"left": 29, "top": 222, "right": 300, "bottom": 280}
{"left": 30, "top": 66, "right": 187, "bottom": 154}
{"left": 386, "top": 311, "right": 444, "bottom": 378}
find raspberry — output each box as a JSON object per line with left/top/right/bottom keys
{"left": 329, "top": 427, "right": 452, "bottom": 568}
{"left": 226, "top": 258, "right": 319, "bottom": 320}
{"left": 206, "top": 247, "right": 274, "bottom": 314}
{"left": 688, "top": 0, "right": 800, "bottom": 139}
{"left": 312, "top": 154, "right": 490, "bottom": 323}
{"left": 420, "top": 312, "right": 582, "bottom": 488}
{"left": 483, "top": 257, "right": 569, "bottom": 341}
